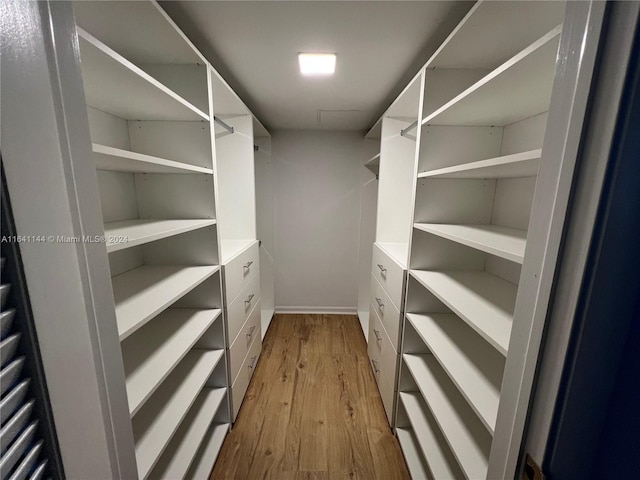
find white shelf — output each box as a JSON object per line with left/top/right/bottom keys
{"left": 423, "top": 27, "right": 561, "bottom": 127}
{"left": 184, "top": 423, "right": 230, "bottom": 480}
{"left": 376, "top": 242, "right": 409, "bottom": 270}
{"left": 148, "top": 388, "right": 226, "bottom": 480}
{"left": 92, "top": 144, "right": 213, "bottom": 175}
{"left": 418, "top": 149, "right": 541, "bottom": 179}
{"left": 406, "top": 313, "right": 504, "bottom": 433}
{"left": 132, "top": 349, "right": 223, "bottom": 479}
{"left": 404, "top": 354, "right": 490, "bottom": 479}
{"left": 113, "top": 265, "right": 219, "bottom": 340}
{"left": 78, "top": 29, "right": 209, "bottom": 122}
{"left": 410, "top": 270, "right": 515, "bottom": 355}
{"left": 220, "top": 239, "right": 255, "bottom": 265}
{"left": 395, "top": 428, "right": 430, "bottom": 480}
{"left": 399, "top": 392, "right": 465, "bottom": 479}
{"left": 122, "top": 308, "right": 221, "bottom": 416}
{"left": 364, "top": 153, "right": 380, "bottom": 175}
{"left": 414, "top": 223, "right": 527, "bottom": 264}
{"left": 105, "top": 219, "right": 216, "bottom": 253}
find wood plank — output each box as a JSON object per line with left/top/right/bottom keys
{"left": 210, "top": 314, "right": 409, "bottom": 479}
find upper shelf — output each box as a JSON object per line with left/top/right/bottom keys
{"left": 418, "top": 149, "right": 541, "bottom": 179}
{"left": 104, "top": 219, "right": 216, "bottom": 253}
{"left": 93, "top": 144, "right": 214, "bottom": 175}
{"left": 423, "top": 27, "right": 561, "bottom": 127}
{"left": 364, "top": 153, "right": 380, "bottom": 175}
{"left": 428, "top": 0, "right": 566, "bottom": 70}
{"left": 113, "top": 265, "right": 219, "bottom": 340}
{"left": 410, "top": 270, "right": 515, "bottom": 356}
{"left": 73, "top": 0, "right": 205, "bottom": 66}
{"left": 413, "top": 223, "right": 527, "bottom": 264}
{"left": 407, "top": 313, "right": 504, "bottom": 434}
{"left": 78, "top": 29, "right": 209, "bottom": 122}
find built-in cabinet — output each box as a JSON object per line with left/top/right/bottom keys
{"left": 73, "top": 0, "right": 265, "bottom": 477}
{"left": 364, "top": 1, "right": 595, "bottom": 478}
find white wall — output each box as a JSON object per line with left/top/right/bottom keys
{"left": 272, "top": 130, "right": 371, "bottom": 313}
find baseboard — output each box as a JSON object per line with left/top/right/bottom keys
{"left": 275, "top": 306, "right": 357, "bottom": 315}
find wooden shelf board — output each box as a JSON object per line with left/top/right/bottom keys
{"left": 399, "top": 392, "right": 465, "bottom": 479}
{"left": 105, "top": 219, "right": 216, "bottom": 253}
{"left": 184, "top": 423, "right": 230, "bottom": 480}
{"left": 409, "top": 270, "right": 514, "bottom": 355}
{"left": 92, "top": 144, "right": 213, "bottom": 175}
{"left": 147, "top": 387, "right": 226, "bottom": 480}
{"left": 403, "top": 354, "right": 490, "bottom": 479}
{"left": 395, "top": 428, "right": 431, "bottom": 480}
{"left": 123, "top": 308, "right": 221, "bottom": 416}
{"left": 132, "top": 349, "right": 223, "bottom": 479}
{"left": 113, "top": 265, "right": 219, "bottom": 340}
{"left": 376, "top": 242, "right": 409, "bottom": 270}
{"left": 413, "top": 223, "right": 527, "bottom": 264}
{"left": 418, "top": 149, "right": 541, "bottom": 179}
{"left": 78, "top": 29, "right": 209, "bottom": 122}
{"left": 406, "top": 313, "right": 503, "bottom": 433}
{"left": 423, "top": 27, "right": 561, "bottom": 127}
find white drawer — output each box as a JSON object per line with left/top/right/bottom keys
{"left": 370, "top": 274, "right": 401, "bottom": 349}
{"left": 228, "top": 299, "right": 261, "bottom": 383}
{"left": 371, "top": 243, "right": 406, "bottom": 312}
{"left": 231, "top": 331, "right": 261, "bottom": 421}
{"left": 223, "top": 241, "right": 259, "bottom": 305}
{"left": 369, "top": 299, "right": 398, "bottom": 386}
{"left": 226, "top": 274, "right": 261, "bottom": 346}
{"left": 379, "top": 368, "right": 395, "bottom": 426}
{"left": 367, "top": 303, "right": 382, "bottom": 385}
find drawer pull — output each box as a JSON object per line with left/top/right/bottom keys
{"left": 248, "top": 356, "right": 257, "bottom": 369}
{"left": 371, "top": 359, "right": 380, "bottom": 373}
{"left": 375, "top": 297, "right": 384, "bottom": 309}
{"left": 377, "top": 263, "right": 387, "bottom": 273}
{"left": 243, "top": 261, "right": 254, "bottom": 270}
{"left": 244, "top": 293, "right": 255, "bottom": 304}
{"left": 373, "top": 329, "right": 382, "bottom": 342}
{"left": 246, "top": 325, "right": 256, "bottom": 338}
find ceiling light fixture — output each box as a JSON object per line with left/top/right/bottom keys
{"left": 298, "top": 53, "right": 336, "bottom": 76}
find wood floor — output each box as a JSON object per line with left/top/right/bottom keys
{"left": 210, "top": 314, "right": 410, "bottom": 480}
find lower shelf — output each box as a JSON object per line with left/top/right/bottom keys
{"left": 396, "top": 428, "right": 430, "bottom": 480}
{"left": 148, "top": 387, "right": 227, "bottom": 480}
{"left": 185, "top": 422, "right": 230, "bottom": 479}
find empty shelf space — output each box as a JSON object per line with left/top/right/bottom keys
{"left": 113, "top": 265, "right": 219, "bottom": 340}
{"left": 92, "top": 144, "right": 213, "bottom": 175}
{"left": 399, "top": 393, "right": 465, "bottom": 480}
{"left": 418, "top": 149, "right": 541, "bottom": 179}
{"left": 122, "top": 308, "right": 221, "bottom": 416}
{"left": 78, "top": 29, "right": 209, "bottom": 122}
{"left": 396, "top": 428, "right": 431, "bottom": 480}
{"left": 409, "top": 270, "right": 515, "bottom": 355}
{"left": 148, "top": 388, "right": 226, "bottom": 480}
{"left": 404, "top": 354, "right": 491, "bottom": 479}
{"left": 184, "top": 423, "right": 230, "bottom": 480}
{"left": 423, "top": 27, "right": 561, "bottom": 126}
{"left": 413, "top": 223, "right": 527, "bottom": 263}
{"left": 133, "top": 349, "right": 223, "bottom": 479}
{"left": 406, "top": 313, "right": 504, "bottom": 433}
{"left": 104, "top": 219, "right": 216, "bottom": 253}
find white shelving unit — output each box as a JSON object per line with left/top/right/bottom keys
{"left": 364, "top": 1, "right": 569, "bottom": 477}
{"left": 73, "top": 0, "right": 265, "bottom": 476}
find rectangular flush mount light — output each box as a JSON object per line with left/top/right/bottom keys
{"left": 299, "top": 53, "right": 336, "bottom": 76}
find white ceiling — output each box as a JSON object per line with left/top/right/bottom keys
{"left": 161, "top": 1, "right": 472, "bottom": 132}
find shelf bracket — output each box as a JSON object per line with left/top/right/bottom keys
{"left": 254, "top": 145, "right": 259, "bottom": 152}
{"left": 400, "top": 119, "right": 418, "bottom": 137}
{"left": 214, "top": 116, "right": 235, "bottom": 134}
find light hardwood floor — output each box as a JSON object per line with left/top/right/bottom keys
{"left": 210, "top": 314, "right": 410, "bottom": 479}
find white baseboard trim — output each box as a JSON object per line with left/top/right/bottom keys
{"left": 275, "top": 306, "right": 357, "bottom": 315}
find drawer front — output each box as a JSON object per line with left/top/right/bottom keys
{"left": 224, "top": 242, "right": 259, "bottom": 304}
{"left": 371, "top": 244, "right": 405, "bottom": 312}
{"left": 379, "top": 368, "right": 395, "bottom": 426}
{"left": 231, "top": 331, "right": 262, "bottom": 421}
{"left": 226, "top": 274, "right": 261, "bottom": 346}
{"left": 370, "top": 274, "right": 401, "bottom": 349}
{"left": 367, "top": 304, "right": 382, "bottom": 386}
{"left": 228, "top": 300, "right": 261, "bottom": 383}
{"left": 369, "top": 299, "right": 398, "bottom": 388}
